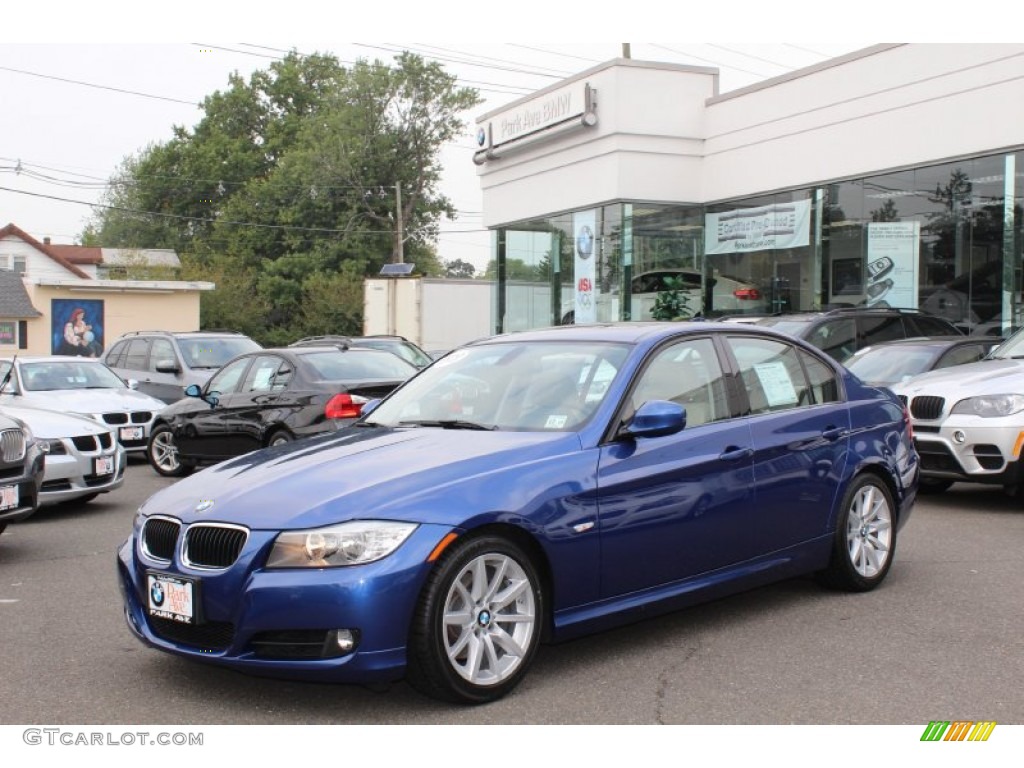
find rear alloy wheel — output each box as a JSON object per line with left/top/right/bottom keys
{"left": 407, "top": 535, "right": 543, "bottom": 704}
{"left": 267, "top": 430, "right": 293, "bottom": 447}
{"left": 147, "top": 425, "right": 192, "bottom": 478}
{"left": 818, "top": 474, "right": 896, "bottom": 592}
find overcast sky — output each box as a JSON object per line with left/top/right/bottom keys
{"left": 0, "top": 4, "right": 966, "bottom": 271}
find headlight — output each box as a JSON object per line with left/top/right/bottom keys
{"left": 951, "top": 394, "right": 1024, "bottom": 418}
{"left": 267, "top": 521, "right": 418, "bottom": 568}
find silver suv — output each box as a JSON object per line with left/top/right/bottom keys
{"left": 103, "top": 331, "right": 262, "bottom": 404}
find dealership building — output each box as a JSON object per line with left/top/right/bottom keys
{"left": 474, "top": 44, "right": 1024, "bottom": 335}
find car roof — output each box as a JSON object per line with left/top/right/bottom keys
{"left": 466, "top": 321, "right": 809, "bottom": 347}
{"left": 854, "top": 336, "right": 989, "bottom": 354}
{"left": 2, "top": 355, "right": 107, "bottom": 363}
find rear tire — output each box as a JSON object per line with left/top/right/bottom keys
{"left": 407, "top": 535, "right": 543, "bottom": 704}
{"left": 267, "top": 429, "right": 294, "bottom": 447}
{"left": 818, "top": 474, "right": 896, "bottom": 592}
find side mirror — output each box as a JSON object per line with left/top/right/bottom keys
{"left": 618, "top": 400, "right": 687, "bottom": 439}
{"left": 184, "top": 384, "right": 203, "bottom": 398}
{"left": 155, "top": 359, "right": 181, "bottom": 374}
{"left": 126, "top": 379, "right": 139, "bottom": 391}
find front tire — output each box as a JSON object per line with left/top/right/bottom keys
{"left": 147, "top": 424, "right": 192, "bottom": 478}
{"left": 267, "top": 429, "right": 294, "bottom": 447}
{"left": 407, "top": 535, "right": 543, "bottom": 704}
{"left": 818, "top": 474, "right": 896, "bottom": 592}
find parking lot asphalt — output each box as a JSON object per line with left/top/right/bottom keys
{"left": 0, "top": 458, "right": 1021, "bottom": 725}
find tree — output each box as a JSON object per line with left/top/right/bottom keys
{"left": 82, "top": 51, "right": 480, "bottom": 343}
{"left": 443, "top": 258, "right": 476, "bottom": 279}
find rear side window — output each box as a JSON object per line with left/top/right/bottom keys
{"left": 860, "top": 315, "right": 906, "bottom": 347}
{"left": 105, "top": 340, "right": 128, "bottom": 367}
{"left": 123, "top": 338, "right": 149, "bottom": 371}
{"left": 727, "top": 337, "right": 832, "bottom": 414}
{"left": 911, "top": 315, "right": 961, "bottom": 336}
{"left": 806, "top": 319, "right": 856, "bottom": 361}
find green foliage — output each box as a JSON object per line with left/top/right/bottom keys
{"left": 83, "top": 50, "right": 481, "bottom": 342}
{"left": 650, "top": 276, "right": 693, "bottom": 321}
{"left": 443, "top": 258, "right": 476, "bottom": 279}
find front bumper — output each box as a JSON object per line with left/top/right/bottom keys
{"left": 39, "top": 445, "right": 126, "bottom": 505}
{"left": 0, "top": 447, "right": 44, "bottom": 524}
{"left": 912, "top": 417, "right": 1024, "bottom": 486}
{"left": 117, "top": 521, "right": 454, "bottom": 683}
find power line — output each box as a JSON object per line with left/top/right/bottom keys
{"left": 705, "top": 44, "right": 793, "bottom": 70}
{"left": 783, "top": 43, "right": 836, "bottom": 59}
{"left": 645, "top": 44, "right": 773, "bottom": 79}
{"left": 506, "top": 44, "right": 604, "bottom": 65}
{"left": 0, "top": 64, "right": 199, "bottom": 105}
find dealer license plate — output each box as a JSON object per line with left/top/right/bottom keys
{"left": 119, "top": 426, "right": 144, "bottom": 441}
{"left": 0, "top": 485, "right": 18, "bottom": 511}
{"left": 146, "top": 573, "right": 196, "bottom": 623}
{"left": 94, "top": 456, "right": 114, "bottom": 476}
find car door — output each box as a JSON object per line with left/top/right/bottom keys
{"left": 722, "top": 335, "right": 851, "bottom": 551}
{"left": 176, "top": 356, "right": 252, "bottom": 458}
{"left": 596, "top": 336, "right": 757, "bottom": 597}
{"left": 217, "top": 354, "right": 294, "bottom": 455}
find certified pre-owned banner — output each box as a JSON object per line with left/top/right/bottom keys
{"left": 705, "top": 200, "right": 811, "bottom": 255}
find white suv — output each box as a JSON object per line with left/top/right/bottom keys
{"left": 890, "top": 327, "right": 1024, "bottom": 494}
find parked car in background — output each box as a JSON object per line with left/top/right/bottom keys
{"left": 0, "top": 357, "right": 167, "bottom": 455}
{"left": 890, "top": 325, "right": 1024, "bottom": 495}
{"left": 146, "top": 345, "right": 418, "bottom": 476}
{"left": 120, "top": 322, "right": 917, "bottom": 704}
{"left": 1, "top": 405, "right": 125, "bottom": 505}
{"left": 0, "top": 411, "right": 45, "bottom": 537}
{"left": 290, "top": 335, "right": 434, "bottom": 369}
{"left": 845, "top": 336, "right": 998, "bottom": 387}
{"left": 104, "top": 330, "right": 262, "bottom": 403}
{"left": 753, "top": 306, "right": 962, "bottom": 363}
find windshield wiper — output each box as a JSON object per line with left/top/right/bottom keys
{"left": 398, "top": 419, "right": 497, "bottom": 431}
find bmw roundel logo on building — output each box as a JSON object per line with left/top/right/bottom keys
{"left": 576, "top": 225, "right": 594, "bottom": 259}
{"left": 476, "top": 127, "right": 487, "bottom": 147}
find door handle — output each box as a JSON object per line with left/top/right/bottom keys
{"left": 821, "top": 426, "right": 846, "bottom": 441}
{"left": 719, "top": 446, "right": 753, "bottom": 461}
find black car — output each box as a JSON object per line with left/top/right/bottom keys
{"left": 0, "top": 412, "right": 46, "bottom": 538}
{"left": 146, "top": 346, "right": 418, "bottom": 476}
{"left": 290, "top": 335, "right": 434, "bottom": 369}
{"left": 844, "top": 335, "right": 1000, "bottom": 387}
{"left": 753, "top": 307, "right": 962, "bottom": 363}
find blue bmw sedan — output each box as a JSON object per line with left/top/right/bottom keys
{"left": 118, "top": 323, "right": 918, "bottom": 704}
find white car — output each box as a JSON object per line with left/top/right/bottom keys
{"left": 0, "top": 357, "right": 167, "bottom": 454}
{"left": 889, "top": 328, "right": 1024, "bottom": 494}
{"left": 1, "top": 405, "right": 125, "bottom": 505}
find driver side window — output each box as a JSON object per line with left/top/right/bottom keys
{"left": 206, "top": 357, "right": 251, "bottom": 396}
{"left": 631, "top": 338, "right": 728, "bottom": 428}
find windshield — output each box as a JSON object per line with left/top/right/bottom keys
{"left": 846, "top": 348, "right": 938, "bottom": 385}
{"left": 179, "top": 337, "right": 261, "bottom": 369}
{"left": 989, "top": 327, "right": 1024, "bottom": 359}
{"left": 301, "top": 349, "right": 417, "bottom": 381}
{"left": 364, "top": 341, "right": 630, "bottom": 431}
{"left": 21, "top": 361, "right": 127, "bottom": 391}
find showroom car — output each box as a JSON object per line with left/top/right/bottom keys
{"left": 561, "top": 269, "right": 769, "bottom": 324}
{"left": 0, "top": 411, "right": 45, "bottom": 538}
{"left": 103, "top": 330, "right": 263, "bottom": 404}
{"left": 146, "top": 345, "right": 418, "bottom": 476}
{"left": 890, "top": 326, "right": 1024, "bottom": 494}
{"left": 0, "top": 357, "right": 167, "bottom": 454}
{"left": 118, "top": 322, "right": 918, "bottom": 704}
{"left": 844, "top": 336, "right": 998, "bottom": 387}
{"left": 1, "top": 405, "right": 125, "bottom": 505}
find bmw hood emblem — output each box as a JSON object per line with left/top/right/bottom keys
{"left": 195, "top": 499, "right": 215, "bottom": 514}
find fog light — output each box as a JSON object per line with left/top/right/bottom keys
{"left": 953, "top": 430, "right": 966, "bottom": 444}
{"left": 331, "top": 629, "right": 358, "bottom": 653}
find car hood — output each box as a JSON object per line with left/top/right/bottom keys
{"left": 14, "top": 388, "right": 165, "bottom": 414}
{"left": 0, "top": 405, "right": 111, "bottom": 438}
{"left": 889, "top": 358, "right": 1024, "bottom": 399}
{"left": 142, "top": 427, "right": 583, "bottom": 530}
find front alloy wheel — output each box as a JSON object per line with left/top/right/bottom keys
{"left": 147, "top": 425, "right": 191, "bottom": 478}
{"left": 818, "top": 474, "right": 896, "bottom": 592}
{"left": 408, "top": 535, "right": 543, "bottom": 704}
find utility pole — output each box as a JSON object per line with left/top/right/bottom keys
{"left": 395, "top": 182, "right": 404, "bottom": 264}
